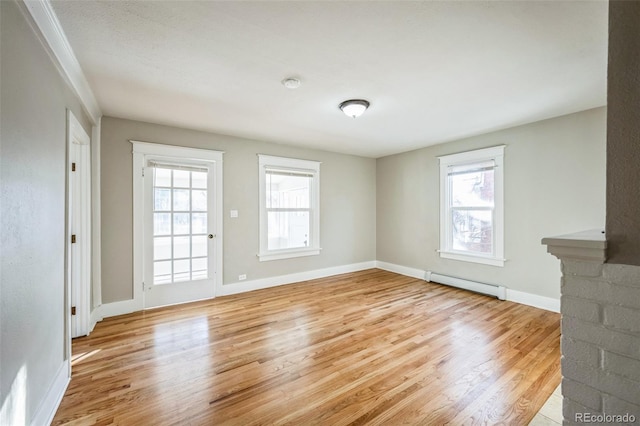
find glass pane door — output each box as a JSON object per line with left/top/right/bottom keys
{"left": 135, "top": 144, "right": 221, "bottom": 310}
{"left": 152, "top": 167, "right": 209, "bottom": 284}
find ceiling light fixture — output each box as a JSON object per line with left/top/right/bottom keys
{"left": 282, "top": 77, "right": 301, "bottom": 89}
{"left": 339, "top": 99, "right": 370, "bottom": 118}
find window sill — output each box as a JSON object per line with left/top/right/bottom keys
{"left": 258, "top": 248, "right": 321, "bottom": 262}
{"left": 439, "top": 250, "right": 505, "bottom": 267}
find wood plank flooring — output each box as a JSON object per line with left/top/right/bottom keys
{"left": 53, "top": 269, "right": 561, "bottom": 425}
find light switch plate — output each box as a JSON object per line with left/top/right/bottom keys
{"left": 230, "top": 210, "right": 238, "bottom": 218}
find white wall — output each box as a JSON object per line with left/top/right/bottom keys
{"left": 0, "top": 1, "right": 92, "bottom": 423}
{"left": 376, "top": 107, "right": 606, "bottom": 300}
{"left": 0, "top": 1, "right": 613, "bottom": 422}
{"left": 100, "top": 117, "right": 377, "bottom": 303}
{"left": 100, "top": 108, "right": 606, "bottom": 307}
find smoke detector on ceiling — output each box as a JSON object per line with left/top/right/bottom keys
{"left": 281, "top": 77, "right": 301, "bottom": 89}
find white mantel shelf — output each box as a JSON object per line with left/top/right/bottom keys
{"left": 541, "top": 229, "right": 607, "bottom": 263}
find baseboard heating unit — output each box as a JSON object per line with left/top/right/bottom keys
{"left": 425, "top": 271, "right": 507, "bottom": 300}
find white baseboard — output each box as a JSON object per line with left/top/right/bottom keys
{"left": 219, "top": 261, "right": 377, "bottom": 296}
{"left": 375, "top": 261, "right": 426, "bottom": 280}
{"left": 375, "top": 261, "right": 560, "bottom": 313}
{"left": 30, "top": 361, "right": 70, "bottom": 426}
{"left": 506, "top": 289, "right": 560, "bottom": 313}
{"left": 96, "top": 260, "right": 559, "bottom": 319}
{"left": 89, "top": 306, "right": 103, "bottom": 334}
{"left": 97, "top": 298, "right": 142, "bottom": 319}
{"left": 97, "top": 261, "right": 376, "bottom": 319}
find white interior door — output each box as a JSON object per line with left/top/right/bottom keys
{"left": 67, "top": 110, "right": 91, "bottom": 338}
{"left": 142, "top": 160, "right": 216, "bottom": 308}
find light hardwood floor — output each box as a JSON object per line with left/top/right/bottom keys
{"left": 54, "top": 269, "right": 561, "bottom": 425}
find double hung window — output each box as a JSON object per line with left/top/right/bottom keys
{"left": 438, "top": 146, "right": 505, "bottom": 266}
{"left": 258, "top": 155, "right": 321, "bottom": 261}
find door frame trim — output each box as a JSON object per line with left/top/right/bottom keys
{"left": 66, "top": 110, "right": 92, "bottom": 343}
{"left": 131, "top": 141, "right": 224, "bottom": 309}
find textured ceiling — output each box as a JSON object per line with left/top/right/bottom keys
{"left": 50, "top": 1, "right": 608, "bottom": 158}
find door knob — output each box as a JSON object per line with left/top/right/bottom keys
{"left": 208, "top": 234, "right": 215, "bottom": 239}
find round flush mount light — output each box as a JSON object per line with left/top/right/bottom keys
{"left": 339, "top": 99, "right": 370, "bottom": 118}
{"left": 281, "top": 77, "right": 301, "bottom": 89}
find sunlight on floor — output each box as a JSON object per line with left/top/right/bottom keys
{"left": 529, "top": 384, "right": 562, "bottom": 425}
{"left": 71, "top": 349, "right": 101, "bottom": 366}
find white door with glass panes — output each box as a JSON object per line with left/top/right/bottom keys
{"left": 143, "top": 160, "right": 216, "bottom": 308}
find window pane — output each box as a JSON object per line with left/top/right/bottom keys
{"left": 154, "top": 213, "right": 171, "bottom": 236}
{"left": 192, "top": 190, "right": 207, "bottom": 211}
{"left": 192, "top": 213, "right": 207, "bottom": 234}
{"left": 266, "top": 174, "right": 310, "bottom": 209}
{"left": 450, "top": 169, "right": 494, "bottom": 208}
{"left": 192, "top": 171, "right": 207, "bottom": 189}
{"left": 151, "top": 163, "right": 211, "bottom": 284}
{"left": 154, "top": 237, "right": 171, "bottom": 260}
{"left": 173, "top": 213, "right": 190, "bottom": 235}
{"left": 173, "top": 170, "right": 190, "bottom": 188}
{"left": 154, "top": 188, "right": 171, "bottom": 211}
{"left": 154, "top": 168, "right": 171, "bottom": 187}
{"left": 154, "top": 261, "right": 172, "bottom": 285}
{"left": 173, "top": 189, "right": 190, "bottom": 211}
{"left": 192, "top": 258, "right": 207, "bottom": 280}
{"left": 173, "top": 259, "right": 190, "bottom": 282}
{"left": 192, "top": 235, "right": 207, "bottom": 257}
{"left": 173, "top": 236, "right": 190, "bottom": 259}
{"left": 451, "top": 209, "right": 493, "bottom": 254}
{"left": 267, "top": 211, "right": 310, "bottom": 250}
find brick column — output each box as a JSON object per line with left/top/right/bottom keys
{"left": 543, "top": 230, "right": 640, "bottom": 425}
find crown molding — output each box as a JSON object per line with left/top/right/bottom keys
{"left": 20, "top": 0, "right": 101, "bottom": 124}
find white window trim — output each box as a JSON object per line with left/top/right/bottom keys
{"left": 258, "top": 154, "right": 321, "bottom": 262}
{"left": 438, "top": 145, "right": 505, "bottom": 267}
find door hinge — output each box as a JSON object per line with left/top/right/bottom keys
{"left": 71, "top": 162, "right": 76, "bottom": 172}
{"left": 71, "top": 234, "right": 77, "bottom": 244}
{"left": 142, "top": 167, "right": 145, "bottom": 177}
{"left": 71, "top": 306, "right": 76, "bottom": 315}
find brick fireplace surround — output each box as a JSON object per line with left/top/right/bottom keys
{"left": 543, "top": 230, "right": 640, "bottom": 424}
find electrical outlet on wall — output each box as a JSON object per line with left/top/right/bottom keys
{"left": 238, "top": 274, "right": 247, "bottom": 281}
